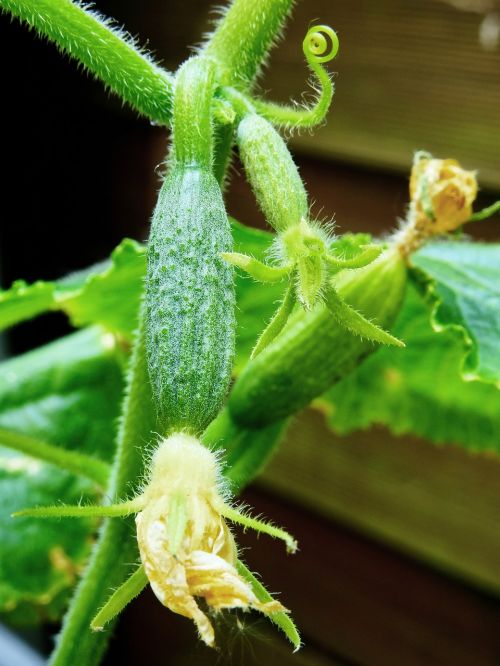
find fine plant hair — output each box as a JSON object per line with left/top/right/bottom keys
{"left": 1, "top": 1, "right": 499, "bottom": 665}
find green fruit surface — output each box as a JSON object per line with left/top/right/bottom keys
{"left": 237, "top": 113, "right": 308, "bottom": 232}
{"left": 228, "top": 248, "right": 407, "bottom": 427}
{"left": 146, "top": 167, "right": 235, "bottom": 435}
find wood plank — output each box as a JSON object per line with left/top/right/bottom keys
{"left": 259, "top": 0, "right": 500, "bottom": 188}
{"left": 258, "top": 409, "right": 500, "bottom": 594}
{"left": 102, "top": 482, "right": 500, "bottom": 665}
{"left": 236, "top": 488, "right": 500, "bottom": 666}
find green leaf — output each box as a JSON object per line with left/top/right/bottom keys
{"left": 0, "top": 280, "right": 55, "bottom": 330}
{"left": 0, "top": 223, "right": 282, "bottom": 369}
{"left": 62, "top": 240, "right": 144, "bottom": 335}
{"left": 320, "top": 283, "right": 500, "bottom": 452}
{"left": 2, "top": 222, "right": 369, "bottom": 374}
{"left": 412, "top": 241, "right": 500, "bottom": 385}
{"left": 0, "top": 239, "right": 145, "bottom": 339}
{"left": 0, "top": 328, "right": 124, "bottom": 620}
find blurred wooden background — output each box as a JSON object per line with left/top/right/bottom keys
{"left": 1, "top": 1, "right": 500, "bottom": 664}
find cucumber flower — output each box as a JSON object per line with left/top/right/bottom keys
{"left": 15, "top": 433, "right": 298, "bottom": 648}
{"left": 135, "top": 433, "right": 291, "bottom": 646}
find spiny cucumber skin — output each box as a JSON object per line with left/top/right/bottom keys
{"left": 237, "top": 114, "right": 308, "bottom": 232}
{"left": 146, "top": 167, "right": 235, "bottom": 436}
{"left": 228, "top": 250, "right": 407, "bottom": 427}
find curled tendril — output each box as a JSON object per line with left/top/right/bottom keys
{"left": 247, "top": 24, "right": 339, "bottom": 131}
{"left": 303, "top": 25, "right": 339, "bottom": 64}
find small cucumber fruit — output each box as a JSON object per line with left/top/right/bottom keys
{"left": 228, "top": 247, "right": 407, "bottom": 427}
{"left": 146, "top": 166, "right": 235, "bottom": 436}
{"left": 237, "top": 113, "right": 308, "bottom": 232}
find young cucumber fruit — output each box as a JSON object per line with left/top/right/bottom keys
{"left": 237, "top": 113, "right": 308, "bottom": 233}
{"left": 146, "top": 166, "right": 235, "bottom": 436}
{"left": 228, "top": 247, "right": 407, "bottom": 427}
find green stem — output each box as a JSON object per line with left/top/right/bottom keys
{"left": 469, "top": 200, "right": 500, "bottom": 222}
{"left": 13, "top": 498, "right": 143, "bottom": 519}
{"left": 212, "top": 121, "right": 236, "bottom": 188}
{"left": 49, "top": 319, "right": 156, "bottom": 666}
{"left": 253, "top": 25, "right": 338, "bottom": 129}
{"left": 204, "top": 0, "right": 296, "bottom": 86}
{"left": 173, "top": 57, "right": 216, "bottom": 168}
{"left": 0, "top": 427, "right": 110, "bottom": 488}
{"left": 0, "top": 0, "right": 174, "bottom": 125}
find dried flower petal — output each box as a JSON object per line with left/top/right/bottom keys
{"left": 410, "top": 155, "right": 477, "bottom": 233}
{"left": 395, "top": 152, "right": 479, "bottom": 256}
{"left": 136, "top": 433, "right": 287, "bottom": 646}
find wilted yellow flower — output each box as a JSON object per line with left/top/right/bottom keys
{"left": 135, "top": 433, "right": 293, "bottom": 646}
{"left": 395, "top": 152, "right": 479, "bottom": 256}
{"left": 14, "top": 433, "right": 298, "bottom": 647}
{"left": 410, "top": 153, "right": 477, "bottom": 233}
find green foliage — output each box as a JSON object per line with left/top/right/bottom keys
{"left": 322, "top": 283, "right": 500, "bottom": 451}
{"left": 412, "top": 241, "right": 500, "bottom": 385}
{"left": 0, "top": 280, "right": 54, "bottom": 331}
{"left": 0, "top": 328, "right": 123, "bottom": 461}
{"left": 0, "top": 328, "right": 123, "bottom": 620}
{"left": 1, "top": 0, "right": 499, "bottom": 664}
{"left": 0, "top": 239, "right": 144, "bottom": 338}
{"left": 62, "top": 240, "right": 145, "bottom": 336}
{"left": 0, "top": 223, "right": 278, "bottom": 371}
{"left": 228, "top": 247, "right": 408, "bottom": 427}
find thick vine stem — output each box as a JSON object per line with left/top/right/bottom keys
{"left": 204, "top": 0, "right": 296, "bottom": 86}
{"left": 0, "top": 0, "right": 174, "bottom": 125}
{"left": 173, "top": 57, "right": 217, "bottom": 168}
{"left": 253, "top": 25, "right": 339, "bottom": 130}
{"left": 49, "top": 318, "right": 156, "bottom": 666}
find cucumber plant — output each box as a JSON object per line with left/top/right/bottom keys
{"left": 0, "top": 1, "right": 499, "bottom": 664}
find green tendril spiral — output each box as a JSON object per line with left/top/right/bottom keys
{"left": 304, "top": 25, "right": 339, "bottom": 63}
{"left": 251, "top": 25, "right": 339, "bottom": 130}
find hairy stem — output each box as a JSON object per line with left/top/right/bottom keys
{"left": 173, "top": 57, "right": 216, "bottom": 168}
{"left": 49, "top": 320, "right": 156, "bottom": 666}
{"left": 469, "top": 200, "right": 500, "bottom": 222}
{"left": 0, "top": 0, "right": 174, "bottom": 125}
{"left": 205, "top": 0, "right": 295, "bottom": 86}
{"left": 0, "top": 427, "right": 110, "bottom": 488}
